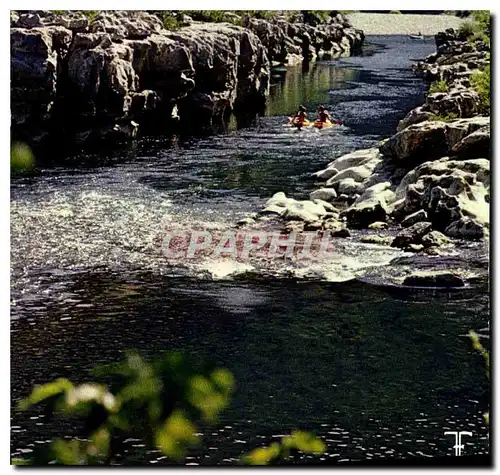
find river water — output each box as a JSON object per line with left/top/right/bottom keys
{"left": 11, "top": 36, "right": 490, "bottom": 464}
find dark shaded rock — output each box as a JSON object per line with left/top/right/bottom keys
{"left": 444, "top": 217, "right": 486, "bottom": 239}
{"left": 451, "top": 126, "right": 490, "bottom": 160}
{"left": 391, "top": 221, "right": 433, "bottom": 249}
{"left": 401, "top": 209, "right": 428, "bottom": 228}
{"left": 403, "top": 272, "right": 465, "bottom": 287}
{"left": 341, "top": 200, "right": 387, "bottom": 229}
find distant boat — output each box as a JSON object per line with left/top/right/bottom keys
{"left": 409, "top": 34, "right": 424, "bottom": 40}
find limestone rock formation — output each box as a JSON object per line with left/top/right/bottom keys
{"left": 11, "top": 10, "right": 364, "bottom": 147}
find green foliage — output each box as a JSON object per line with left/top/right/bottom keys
{"left": 160, "top": 12, "right": 183, "bottom": 31}
{"left": 390, "top": 10, "right": 402, "bottom": 14}
{"left": 243, "top": 431, "right": 326, "bottom": 465}
{"left": 428, "top": 112, "right": 459, "bottom": 122}
{"left": 458, "top": 11, "right": 490, "bottom": 46}
{"left": 11, "top": 142, "right": 35, "bottom": 174}
{"left": 468, "top": 330, "right": 490, "bottom": 377}
{"left": 428, "top": 79, "right": 449, "bottom": 94}
{"left": 16, "top": 351, "right": 324, "bottom": 465}
{"left": 17, "top": 351, "right": 235, "bottom": 465}
{"left": 303, "top": 10, "right": 334, "bottom": 22}
{"left": 156, "top": 10, "right": 280, "bottom": 30}
{"left": 470, "top": 64, "right": 490, "bottom": 115}
{"left": 469, "top": 330, "right": 490, "bottom": 425}
{"left": 471, "top": 10, "right": 490, "bottom": 32}
{"left": 458, "top": 20, "right": 475, "bottom": 37}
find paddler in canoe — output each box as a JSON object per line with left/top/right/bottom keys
{"left": 289, "top": 105, "right": 310, "bottom": 128}
{"left": 313, "top": 105, "right": 334, "bottom": 128}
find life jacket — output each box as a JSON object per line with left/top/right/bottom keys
{"left": 319, "top": 111, "right": 329, "bottom": 122}
{"left": 296, "top": 111, "right": 307, "bottom": 122}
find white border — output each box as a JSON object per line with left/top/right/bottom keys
{"left": 2, "top": 2, "right": 496, "bottom": 473}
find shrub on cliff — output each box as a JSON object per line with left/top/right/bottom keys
{"left": 458, "top": 20, "right": 475, "bottom": 37}
{"left": 428, "top": 79, "right": 448, "bottom": 94}
{"left": 458, "top": 10, "right": 490, "bottom": 46}
{"left": 470, "top": 65, "right": 490, "bottom": 115}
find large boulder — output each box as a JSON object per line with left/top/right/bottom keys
{"left": 451, "top": 126, "right": 490, "bottom": 160}
{"left": 444, "top": 217, "right": 486, "bottom": 239}
{"left": 261, "top": 192, "right": 327, "bottom": 223}
{"left": 380, "top": 117, "right": 490, "bottom": 167}
{"left": 391, "top": 221, "right": 433, "bottom": 249}
{"left": 341, "top": 200, "right": 387, "bottom": 229}
{"left": 391, "top": 157, "right": 489, "bottom": 238}
{"left": 397, "top": 106, "right": 433, "bottom": 131}
{"left": 309, "top": 187, "right": 337, "bottom": 202}
{"left": 380, "top": 121, "right": 448, "bottom": 164}
{"left": 425, "top": 88, "right": 480, "bottom": 118}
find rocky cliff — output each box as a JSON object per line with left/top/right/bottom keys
{"left": 11, "top": 10, "right": 364, "bottom": 148}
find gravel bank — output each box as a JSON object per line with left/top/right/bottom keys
{"left": 347, "top": 13, "right": 466, "bottom": 35}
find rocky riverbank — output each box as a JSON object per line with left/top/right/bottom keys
{"left": 11, "top": 10, "right": 363, "bottom": 149}
{"left": 252, "top": 27, "right": 490, "bottom": 286}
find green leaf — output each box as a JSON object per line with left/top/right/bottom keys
{"left": 243, "top": 443, "right": 281, "bottom": 465}
{"left": 52, "top": 439, "right": 85, "bottom": 465}
{"left": 289, "top": 430, "right": 326, "bottom": 453}
{"left": 87, "top": 427, "right": 110, "bottom": 460}
{"left": 155, "top": 410, "right": 199, "bottom": 460}
{"left": 18, "top": 378, "right": 73, "bottom": 411}
{"left": 11, "top": 142, "right": 34, "bottom": 174}
{"left": 210, "top": 368, "right": 235, "bottom": 394}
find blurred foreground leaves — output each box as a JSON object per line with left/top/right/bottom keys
{"left": 11, "top": 142, "right": 35, "bottom": 174}
{"left": 16, "top": 351, "right": 324, "bottom": 465}
{"left": 469, "top": 330, "right": 490, "bottom": 425}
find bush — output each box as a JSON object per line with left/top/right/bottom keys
{"left": 470, "top": 64, "right": 490, "bottom": 114}
{"left": 428, "top": 112, "right": 459, "bottom": 122}
{"left": 458, "top": 11, "right": 490, "bottom": 46}
{"left": 428, "top": 79, "right": 449, "bottom": 94}
{"left": 458, "top": 20, "right": 475, "bottom": 37}
{"left": 390, "top": 10, "right": 402, "bottom": 14}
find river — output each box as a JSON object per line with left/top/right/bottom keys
{"left": 10, "top": 35, "right": 490, "bottom": 464}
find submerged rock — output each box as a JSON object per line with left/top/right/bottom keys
{"left": 402, "top": 272, "right": 466, "bottom": 287}
{"left": 283, "top": 200, "right": 327, "bottom": 223}
{"left": 368, "top": 221, "right": 388, "bottom": 230}
{"left": 360, "top": 235, "right": 392, "bottom": 246}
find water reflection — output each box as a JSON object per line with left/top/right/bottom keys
{"left": 266, "top": 62, "right": 359, "bottom": 116}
